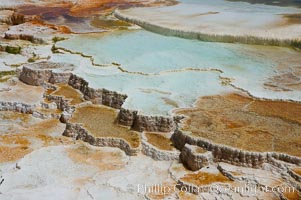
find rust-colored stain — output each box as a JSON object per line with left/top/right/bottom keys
{"left": 175, "top": 93, "right": 301, "bottom": 157}
{"left": 70, "top": 105, "right": 140, "bottom": 148}
{"left": 145, "top": 132, "right": 174, "bottom": 151}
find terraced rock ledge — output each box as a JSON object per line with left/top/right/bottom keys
{"left": 14, "top": 62, "right": 301, "bottom": 174}
{"left": 64, "top": 104, "right": 141, "bottom": 156}
{"left": 114, "top": 9, "right": 301, "bottom": 48}
{"left": 14, "top": 61, "right": 178, "bottom": 156}
{"left": 141, "top": 132, "right": 180, "bottom": 160}
{"left": 1, "top": 2, "right": 301, "bottom": 199}
{"left": 19, "top": 61, "right": 177, "bottom": 132}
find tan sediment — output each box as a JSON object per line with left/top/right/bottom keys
{"left": 146, "top": 181, "right": 177, "bottom": 199}
{"left": 34, "top": 107, "right": 62, "bottom": 115}
{"left": 180, "top": 171, "right": 231, "bottom": 186}
{"left": 0, "top": 114, "right": 73, "bottom": 162}
{"left": 0, "top": 79, "right": 45, "bottom": 104}
{"left": 0, "top": 110, "right": 71, "bottom": 146}
{"left": 175, "top": 93, "right": 301, "bottom": 157}
{"left": 51, "top": 84, "right": 84, "bottom": 105}
{"left": 20, "top": 119, "right": 72, "bottom": 146}
{"left": 45, "top": 88, "right": 55, "bottom": 95}
{"left": 281, "top": 13, "right": 301, "bottom": 26}
{"left": 194, "top": 146, "right": 207, "bottom": 154}
{"left": 90, "top": 16, "right": 131, "bottom": 29}
{"left": 145, "top": 132, "right": 174, "bottom": 151}
{"left": 0, "top": 146, "right": 32, "bottom": 163}
{"left": 23, "top": 118, "right": 61, "bottom": 133}
{"left": 248, "top": 99, "right": 301, "bottom": 124}
{"left": 189, "top": 11, "right": 219, "bottom": 18}
{"left": 0, "top": 71, "right": 16, "bottom": 83}
{"left": 177, "top": 191, "right": 198, "bottom": 200}
{"left": 0, "top": 135, "right": 31, "bottom": 146}
{"left": 69, "top": 105, "right": 140, "bottom": 148}
{"left": 0, "top": 75, "right": 13, "bottom": 83}
{"left": 162, "top": 97, "right": 179, "bottom": 108}
{"left": 293, "top": 168, "right": 301, "bottom": 176}
{"left": 139, "top": 88, "right": 172, "bottom": 95}
{"left": 0, "top": 111, "right": 31, "bottom": 123}
{"left": 283, "top": 189, "right": 300, "bottom": 200}
{"left": 67, "top": 144, "right": 126, "bottom": 170}
{"left": 264, "top": 66, "right": 301, "bottom": 92}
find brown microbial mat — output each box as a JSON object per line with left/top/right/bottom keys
{"left": 69, "top": 105, "right": 140, "bottom": 148}
{"left": 175, "top": 93, "right": 301, "bottom": 157}
{"left": 67, "top": 144, "right": 127, "bottom": 171}
{"left": 180, "top": 171, "right": 231, "bottom": 186}
{"left": 293, "top": 168, "right": 301, "bottom": 176}
{"left": 0, "top": 111, "right": 68, "bottom": 162}
{"left": 51, "top": 84, "right": 84, "bottom": 105}
{"left": 145, "top": 132, "right": 174, "bottom": 151}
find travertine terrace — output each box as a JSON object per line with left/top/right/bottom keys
{"left": 114, "top": 0, "right": 301, "bottom": 47}
{"left": 0, "top": 0, "right": 300, "bottom": 199}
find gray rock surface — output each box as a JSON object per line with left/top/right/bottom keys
{"left": 132, "top": 115, "right": 175, "bottom": 132}
{"left": 0, "top": 101, "right": 34, "bottom": 113}
{"left": 117, "top": 108, "right": 137, "bottom": 126}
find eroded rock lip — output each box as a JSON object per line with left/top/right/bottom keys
{"left": 19, "top": 62, "right": 74, "bottom": 86}
{"left": 18, "top": 62, "right": 176, "bottom": 132}
{"left": 180, "top": 144, "right": 212, "bottom": 171}
{"left": 16, "top": 62, "right": 301, "bottom": 164}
